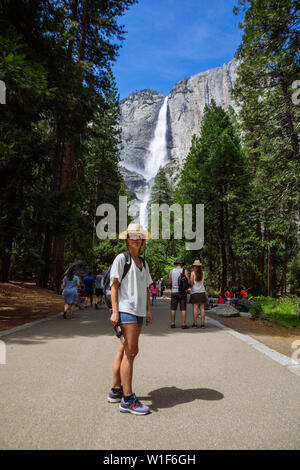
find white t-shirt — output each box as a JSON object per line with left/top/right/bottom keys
{"left": 190, "top": 271, "right": 205, "bottom": 294}
{"left": 110, "top": 253, "right": 153, "bottom": 317}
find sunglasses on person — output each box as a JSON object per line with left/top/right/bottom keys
{"left": 128, "top": 233, "right": 145, "bottom": 240}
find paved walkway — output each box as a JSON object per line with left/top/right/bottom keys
{"left": 0, "top": 300, "right": 300, "bottom": 450}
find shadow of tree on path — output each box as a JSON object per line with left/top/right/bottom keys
{"left": 140, "top": 386, "right": 224, "bottom": 412}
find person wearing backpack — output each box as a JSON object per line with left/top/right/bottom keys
{"left": 169, "top": 260, "right": 190, "bottom": 329}
{"left": 108, "top": 223, "right": 153, "bottom": 415}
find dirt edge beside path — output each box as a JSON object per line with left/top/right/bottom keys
{"left": 0, "top": 282, "right": 64, "bottom": 332}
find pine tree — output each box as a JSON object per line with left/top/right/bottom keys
{"left": 233, "top": 0, "right": 300, "bottom": 295}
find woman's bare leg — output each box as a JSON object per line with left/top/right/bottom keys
{"left": 193, "top": 304, "right": 198, "bottom": 325}
{"left": 120, "top": 323, "right": 142, "bottom": 397}
{"left": 112, "top": 343, "right": 124, "bottom": 389}
{"left": 200, "top": 303, "right": 205, "bottom": 326}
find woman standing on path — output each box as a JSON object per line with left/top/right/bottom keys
{"left": 189, "top": 260, "right": 206, "bottom": 328}
{"left": 108, "top": 223, "right": 153, "bottom": 415}
{"left": 61, "top": 268, "right": 81, "bottom": 319}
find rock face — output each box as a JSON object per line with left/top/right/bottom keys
{"left": 168, "top": 59, "right": 238, "bottom": 164}
{"left": 119, "top": 89, "right": 165, "bottom": 175}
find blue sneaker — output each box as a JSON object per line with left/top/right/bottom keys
{"left": 119, "top": 394, "right": 150, "bottom": 415}
{"left": 107, "top": 386, "right": 123, "bottom": 403}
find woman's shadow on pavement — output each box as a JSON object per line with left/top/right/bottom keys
{"left": 140, "top": 386, "right": 224, "bottom": 412}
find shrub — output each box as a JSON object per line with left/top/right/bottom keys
{"left": 236, "top": 299, "right": 251, "bottom": 312}
{"left": 249, "top": 301, "right": 265, "bottom": 320}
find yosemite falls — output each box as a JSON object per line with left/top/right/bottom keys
{"left": 138, "top": 96, "right": 169, "bottom": 228}
{"left": 118, "top": 59, "right": 238, "bottom": 226}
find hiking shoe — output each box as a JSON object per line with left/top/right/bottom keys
{"left": 119, "top": 394, "right": 150, "bottom": 415}
{"left": 107, "top": 386, "right": 123, "bottom": 403}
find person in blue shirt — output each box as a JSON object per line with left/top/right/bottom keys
{"left": 83, "top": 272, "right": 95, "bottom": 308}
{"left": 61, "top": 268, "right": 80, "bottom": 319}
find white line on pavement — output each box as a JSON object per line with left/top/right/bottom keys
{"left": 206, "top": 316, "right": 300, "bottom": 377}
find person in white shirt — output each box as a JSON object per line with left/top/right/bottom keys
{"left": 108, "top": 224, "right": 153, "bottom": 415}
{"left": 189, "top": 260, "right": 206, "bottom": 328}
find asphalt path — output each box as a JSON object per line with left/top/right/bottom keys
{"left": 0, "top": 300, "right": 300, "bottom": 450}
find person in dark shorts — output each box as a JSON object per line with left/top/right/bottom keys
{"left": 169, "top": 260, "right": 190, "bottom": 329}
{"left": 189, "top": 260, "right": 206, "bottom": 328}
{"left": 83, "top": 272, "right": 95, "bottom": 307}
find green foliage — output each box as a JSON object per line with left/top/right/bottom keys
{"left": 233, "top": 0, "right": 300, "bottom": 296}
{"left": 175, "top": 100, "right": 251, "bottom": 290}
{"left": 254, "top": 295, "right": 300, "bottom": 328}
{"left": 249, "top": 301, "right": 265, "bottom": 320}
{"left": 0, "top": 0, "right": 137, "bottom": 283}
{"left": 288, "top": 255, "right": 300, "bottom": 295}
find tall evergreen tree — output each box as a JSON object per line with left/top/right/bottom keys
{"left": 176, "top": 101, "right": 251, "bottom": 291}
{"left": 233, "top": 0, "right": 300, "bottom": 295}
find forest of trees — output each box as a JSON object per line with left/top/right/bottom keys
{"left": 0, "top": 0, "right": 299, "bottom": 297}
{"left": 0, "top": 0, "right": 136, "bottom": 287}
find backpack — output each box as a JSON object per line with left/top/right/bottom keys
{"left": 178, "top": 268, "right": 189, "bottom": 293}
{"left": 103, "top": 251, "right": 146, "bottom": 293}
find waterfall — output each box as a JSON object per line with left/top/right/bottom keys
{"left": 138, "top": 96, "right": 169, "bottom": 229}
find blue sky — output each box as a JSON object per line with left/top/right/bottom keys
{"left": 113, "top": 0, "right": 244, "bottom": 99}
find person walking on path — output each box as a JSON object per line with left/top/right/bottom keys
{"left": 169, "top": 260, "right": 190, "bottom": 329}
{"left": 83, "top": 272, "right": 95, "bottom": 308}
{"left": 159, "top": 277, "right": 165, "bottom": 297}
{"left": 108, "top": 223, "right": 153, "bottom": 415}
{"left": 189, "top": 260, "right": 206, "bottom": 328}
{"left": 150, "top": 281, "right": 159, "bottom": 305}
{"left": 61, "top": 268, "right": 81, "bottom": 319}
{"left": 95, "top": 269, "right": 104, "bottom": 309}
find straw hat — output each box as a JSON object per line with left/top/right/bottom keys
{"left": 193, "top": 260, "right": 202, "bottom": 266}
{"left": 119, "top": 223, "right": 151, "bottom": 240}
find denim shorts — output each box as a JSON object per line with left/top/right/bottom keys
{"left": 119, "top": 312, "right": 144, "bottom": 326}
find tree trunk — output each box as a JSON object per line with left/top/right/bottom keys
{"left": 224, "top": 200, "right": 236, "bottom": 283}
{"left": 267, "top": 242, "right": 272, "bottom": 297}
{"left": 51, "top": 0, "right": 91, "bottom": 285}
{"left": 0, "top": 234, "right": 13, "bottom": 282}
{"left": 219, "top": 196, "right": 227, "bottom": 291}
{"left": 281, "top": 79, "right": 299, "bottom": 161}
{"left": 279, "top": 241, "right": 289, "bottom": 296}
{"left": 37, "top": 230, "right": 53, "bottom": 288}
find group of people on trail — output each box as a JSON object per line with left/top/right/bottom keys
{"left": 61, "top": 269, "right": 105, "bottom": 319}
{"left": 169, "top": 259, "right": 206, "bottom": 329}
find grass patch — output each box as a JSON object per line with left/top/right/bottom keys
{"left": 254, "top": 296, "right": 300, "bottom": 329}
